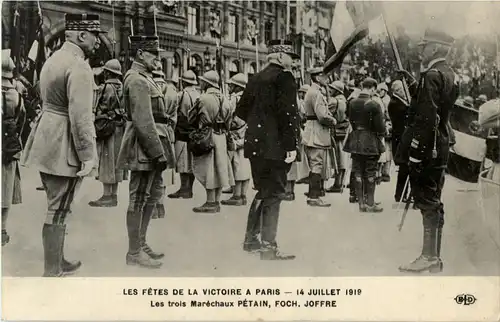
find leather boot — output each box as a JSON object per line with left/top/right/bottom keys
{"left": 354, "top": 176, "right": 365, "bottom": 212}
{"left": 260, "top": 197, "right": 295, "bottom": 260}
{"left": 362, "top": 179, "right": 383, "bottom": 213}
{"left": 61, "top": 228, "right": 82, "bottom": 274}
{"left": 399, "top": 214, "right": 441, "bottom": 273}
{"left": 193, "top": 202, "right": 219, "bottom": 213}
{"left": 222, "top": 187, "right": 234, "bottom": 194}
{"left": 349, "top": 172, "right": 358, "bottom": 203}
{"left": 221, "top": 195, "right": 247, "bottom": 206}
{"left": 88, "top": 195, "right": 117, "bottom": 207}
{"left": 168, "top": 174, "right": 193, "bottom": 199}
{"left": 140, "top": 205, "right": 164, "bottom": 260}
{"left": 126, "top": 209, "right": 162, "bottom": 269}
{"left": 42, "top": 224, "right": 64, "bottom": 277}
{"left": 326, "top": 170, "right": 344, "bottom": 193}
{"left": 243, "top": 198, "right": 263, "bottom": 253}
{"left": 307, "top": 173, "right": 331, "bottom": 207}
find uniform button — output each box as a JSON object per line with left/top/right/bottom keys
{"left": 289, "top": 123, "right": 292, "bottom": 126}
{"left": 253, "top": 152, "right": 256, "bottom": 155}
{"left": 258, "top": 124, "right": 261, "bottom": 128}
{"left": 254, "top": 139, "right": 258, "bottom": 142}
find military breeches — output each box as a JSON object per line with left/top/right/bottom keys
{"left": 411, "top": 165, "right": 446, "bottom": 227}
{"left": 40, "top": 172, "right": 83, "bottom": 225}
{"left": 304, "top": 146, "right": 327, "bottom": 174}
{"left": 250, "top": 158, "right": 291, "bottom": 200}
{"left": 351, "top": 154, "right": 379, "bottom": 181}
{"left": 128, "top": 170, "right": 164, "bottom": 213}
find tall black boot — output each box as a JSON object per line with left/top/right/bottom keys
{"left": 362, "top": 179, "right": 383, "bottom": 213}
{"left": 435, "top": 207, "right": 445, "bottom": 272}
{"left": 260, "top": 197, "right": 295, "bottom": 260}
{"left": 354, "top": 176, "right": 365, "bottom": 212}
{"left": 42, "top": 224, "right": 65, "bottom": 277}
{"left": 243, "top": 197, "right": 263, "bottom": 252}
{"left": 307, "top": 173, "right": 331, "bottom": 207}
{"left": 349, "top": 172, "right": 357, "bottom": 203}
{"left": 126, "top": 209, "right": 162, "bottom": 268}
{"left": 140, "top": 204, "right": 164, "bottom": 260}
{"left": 326, "top": 169, "right": 345, "bottom": 193}
{"left": 168, "top": 174, "right": 192, "bottom": 199}
{"left": 399, "top": 213, "right": 441, "bottom": 273}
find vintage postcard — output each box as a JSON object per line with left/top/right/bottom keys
{"left": 1, "top": 0, "right": 499, "bottom": 320}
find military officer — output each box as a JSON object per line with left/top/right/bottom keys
{"left": 22, "top": 14, "right": 104, "bottom": 276}
{"left": 168, "top": 70, "right": 200, "bottom": 199}
{"left": 117, "top": 35, "right": 175, "bottom": 268}
{"left": 89, "top": 58, "right": 127, "bottom": 208}
{"left": 221, "top": 73, "right": 251, "bottom": 206}
{"left": 396, "top": 29, "right": 459, "bottom": 273}
{"left": 343, "top": 78, "right": 385, "bottom": 213}
{"left": 303, "top": 67, "right": 337, "bottom": 207}
{"left": 2, "top": 56, "right": 26, "bottom": 246}
{"left": 235, "top": 39, "right": 301, "bottom": 260}
{"left": 326, "top": 80, "right": 349, "bottom": 193}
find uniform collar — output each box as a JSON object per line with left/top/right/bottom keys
{"left": 421, "top": 58, "right": 446, "bottom": 73}
{"left": 154, "top": 77, "right": 166, "bottom": 84}
{"left": 130, "top": 61, "right": 149, "bottom": 74}
{"left": 61, "top": 41, "right": 86, "bottom": 59}
{"left": 205, "top": 87, "right": 220, "bottom": 95}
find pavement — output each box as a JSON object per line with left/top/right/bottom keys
{"left": 2, "top": 166, "right": 499, "bottom": 277}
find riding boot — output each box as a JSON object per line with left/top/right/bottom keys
{"left": 307, "top": 173, "right": 331, "bottom": 207}
{"left": 168, "top": 174, "right": 192, "bottom": 199}
{"left": 126, "top": 209, "right": 162, "bottom": 268}
{"left": 243, "top": 197, "right": 263, "bottom": 252}
{"left": 260, "top": 197, "right": 295, "bottom": 260}
{"left": 349, "top": 172, "right": 357, "bottom": 203}
{"left": 326, "top": 169, "right": 344, "bottom": 193}
{"left": 362, "top": 179, "right": 383, "bottom": 213}
{"left": 140, "top": 204, "right": 164, "bottom": 260}
{"left": 61, "top": 226, "right": 82, "bottom": 274}
{"left": 354, "top": 176, "right": 365, "bottom": 212}
{"left": 42, "top": 224, "right": 65, "bottom": 277}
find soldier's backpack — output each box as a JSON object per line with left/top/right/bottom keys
{"left": 94, "top": 83, "right": 124, "bottom": 140}
{"left": 175, "top": 90, "right": 195, "bottom": 142}
{"left": 2, "top": 89, "right": 23, "bottom": 164}
{"left": 187, "top": 95, "right": 224, "bottom": 157}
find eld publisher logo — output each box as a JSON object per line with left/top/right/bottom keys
{"left": 454, "top": 294, "right": 477, "bottom": 306}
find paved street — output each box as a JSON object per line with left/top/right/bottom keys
{"left": 2, "top": 166, "right": 499, "bottom": 277}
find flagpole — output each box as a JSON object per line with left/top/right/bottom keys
{"left": 111, "top": 0, "right": 116, "bottom": 58}
{"left": 153, "top": 1, "right": 158, "bottom": 36}
{"left": 255, "top": 34, "right": 259, "bottom": 72}
{"left": 286, "top": 0, "right": 290, "bottom": 35}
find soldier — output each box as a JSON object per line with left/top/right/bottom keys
{"left": 326, "top": 81, "right": 349, "bottom": 193}
{"left": 396, "top": 29, "right": 459, "bottom": 273}
{"left": 236, "top": 39, "right": 300, "bottom": 260}
{"left": 89, "top": 59, "right": 127, "bottom": 207}
{"left": 302, "top": 67, "right": 337, "bottom": 207}
{"left": 168, "top": 70, "right": 199, "bottom": 199}
{"left": 2, "top": 56, "right": 26, "bottom": 246}
{"left": 475, "top": 94, "right": 487, "bottom": 109}
{"left": 190, "top": 71, "right": 233, "bottom": 213}
{"left": 462, "top": 96, "right": 474, "bottom": 109}
{"left": 343, "top": 78, "right": 385, "bottom": 213}
{"left": 117, "top": 35, "right": 175, "bottom": 268}
{"left": 374, "top": 83, "right": 392, "bottom": 183}
{"left": 221, "top": 73, "right": 251, "bottom": 206}
{"left": 21, "top": 14, "right": 104, "bottom": 276}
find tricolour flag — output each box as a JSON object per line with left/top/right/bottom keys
{"left": 323, "top": 0, "right": 383, "bottom": 74}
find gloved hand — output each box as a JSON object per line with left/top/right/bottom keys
{"left": 284, "top": 150, "right": 297, "bottom": 164}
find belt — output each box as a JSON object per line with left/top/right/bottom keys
{"left": 306, "top": 116, "right": 318, "bottom": 121}
{"left": 211, "top": 122, "right": 227, "bottom": 134}
{"left": 43, "top": 102, "right": 69, "bottom": 117}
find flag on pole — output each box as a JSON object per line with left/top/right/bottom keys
{"left": 323, "top": 0, "right": 383, "bottom": 74}
{"left": 10, "top": 4, "right": 21, "bottom": 77}
{"left": 33, "top": 1, "right": 46, "bottom": 85}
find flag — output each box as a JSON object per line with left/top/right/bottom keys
{"left": 323, "top": 0, "right": 383, "bottom": 74}
{"left": 33, "top": 2, "right": 46, "bottom": 85}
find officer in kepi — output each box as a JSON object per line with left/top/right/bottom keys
{"left": 117, "top": 35, "right": 175, "bottom": 269}
{"left": 235, "top": 39, "right": 301, "bottom": 260}
{"left": 22, "top": 13, "right": 105, "bottom": 277}
{"left": 395, "top": 28, "right": 459, "bottom": 273}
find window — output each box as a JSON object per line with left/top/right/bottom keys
{"left": 187, "top": 6, "right": 200, "bottom": 35}
{"left": 252, "top": 1, "right": 258, "bottom": 9}
{"left": 264, "top": 21, "right": 272, "bottom": 45}
{"left": 210, "top": 10, "right": 222, "bottom": 39}
{"left": 229, "top": 61, "right": 239, "bottom": 78}
{"left": 227, "top": 13, "right": 239, "bottom": 42}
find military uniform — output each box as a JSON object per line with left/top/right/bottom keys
{"left": 21, "top": 14, "right": 105, "bottom": 276}
{"left": 2, "top": 57, "right": 25, "bottom": 246}
{"left": 89, "top": 59, "right": 127, "bottom": 208}
{"left": 221, "top": 73, "right": 252, "bottom": 206}
{"left": 191, "top": 71, "right": 233, "bottom": 213}
{"left": 169, "top": 70, "right": 200, "bottom": 199}
{"left": 303, "top": 75, "right": 336, "bottom": 207}
{"left": 235, "top": 40, "right": 301, "bottom": 260}
{"left": 343, "top": 78, "right": 386, "bottom": 213}
{"left": 117, "top": 35, "right": 175, "bottom": 268}
{"left": 396, "top": 30, "right": 459, "bottom": 273}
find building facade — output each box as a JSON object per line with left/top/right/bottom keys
{"left": 2, "top": 0, "right": 335, "bottom": 83}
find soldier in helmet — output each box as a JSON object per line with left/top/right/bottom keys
{"left": 396, "top": 28, "right": 459, "bottom": 273}
{"left": 89, "top": 58, "right": 127, "bottom": 208}
{"left": 22, "top": 14, "right": 105, "bottom": 276}
{"left": 117, "top": 35, "right": 175, "bottom": 268}
{"left": 221, "top": 73, "right": 251, "bottom": 206}
{"left": 169, "top": 70, "right": 200, "bottom": 199}
{"left": 326, "top": 80, "right": 349, "bottom": 193}
{"left": 462, "top": 96, "right": 474, "bottom": 109}
{"left": 475, "top": 94, "right": 487, "bottom": 109}
{"left": 2, "top": 56, "right": 26, "bottom": 246}
{"left": 374, "top": 82, "right": 393, "bottom": 183}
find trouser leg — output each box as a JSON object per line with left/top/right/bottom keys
{"left": 243, "top": 196, "right": 263, "bottom": 252}
{"left": 2, "top": 208, "right": 10, "bottom": 246}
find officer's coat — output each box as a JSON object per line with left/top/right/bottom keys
{"left": 95, "top": 78, "right": 126, "bottom": 183}
{"left": 302, "top": 83, "right": 336, "bottom": 149}
{"left": 22, "top": 42, "right": 97, "bottom": 177}
{"left": 117, "top": 62, "right": 175, "bottom": 171}
{"left": 191, "top": 87, "right": 234, "bottom": 189}
{"left": 174, "top": 85, "right": 200, "bottom": 173}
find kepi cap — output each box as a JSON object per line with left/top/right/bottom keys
{"left": 129, "top": 35, "right": 165, "bottom": 54}
{"left": 361, "top": 77, "right": 378, "bottom": 89}
{"left": 267, "top": 39, "right": 300, "bottom": 59}
{"left": 65, "top": 13, "right": 106, "bottom": 33}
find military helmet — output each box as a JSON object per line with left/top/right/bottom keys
{"left": 464, "top": 96, "right": 474, "bottom": 107}
{"left": 377, "top": 83, "right": 389, "bottom": 92}
{"left": 181, "top": 70, "right": 198, "bottom": 85}
{"left": 167, "top": 74, "right": 179, "bottom": 84}
{"left": 103, "top": 59, "right": 122, "bottom": 76}
{"left": 298, "top": 84, "right": 310, "bottom": 93}
{"left": 2, "top": 56, "right": 15, "bottom": 79}
{"left": 329, "top": 81, "right": 345, "bottom": 94}
{"left": 228, "top": 73, "right": 247, "bottom": 88}
{"left": 477, "top": 94, "right": 488, "bottom": 102}
{"left": 199, "top": 70, "right": 220, "bottom": 89}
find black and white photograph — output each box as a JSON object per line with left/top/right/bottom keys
{"left": 1, "top": 0, "right": 499, "bottom": 320}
